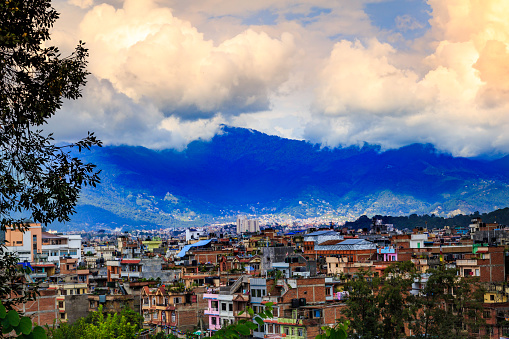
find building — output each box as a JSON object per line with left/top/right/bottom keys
{"left": 4, "top": 223, "right": 43, "bottom": 262}
{"left": 236, "top": 216, "right": 260, "bottom": 234}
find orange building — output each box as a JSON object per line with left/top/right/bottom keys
{"left": 4, "top": 223, "right": 43, "bottom": 262}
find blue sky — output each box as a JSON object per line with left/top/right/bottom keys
{"left": 50, "top": 0, "right": 509, "bottom": 157}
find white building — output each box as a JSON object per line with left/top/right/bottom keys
{"left": 410, "top": 233, "right": 428, "bottom": 249}
{"left": 185, "top": 228, "right": 206, "bottom": 243}
{"left": 236, "top": 216, "right": 260, "bottom": 234}
{"left": 41, "top": 232, "right": 82, "bottom": 264}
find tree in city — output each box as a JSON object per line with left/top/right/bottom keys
{"left": 46, "top": 305, "right": 141, "bottom": 339}
{"left": 342, "top": 268, "right": 382, "bottom": 338}
{"left": 0, "top": 0, "right": 100, "bottom": 337}
{"left": 377, "top": 261, "right": 419, "bottom": 338}
{"left": 410, "top": 266, "right": 486, "bottom": 338}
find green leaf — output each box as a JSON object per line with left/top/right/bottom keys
{"left": 237, "top": 310, "right": 244, "bottom": 316}
{"left": 264, "top": 310, "right": 273, "bottom": 318}
{"left": 0, "top": 303, "right": 6, "bottom": 318}
{"left": 247, "top": 307, "right": 254, "bottom": 316}
{"left": 2, "top": 323, "right": 12, "bottom": 334}
{"left": 254, "top": 317, "right": 264, "bottom": 326}
{"left": 32, "top": 326, "right": 47, "bottom": 339}
{"left": 18, "top": 317, "right": 32, "bottom": 335}
{"left": 7, "top": 310, "right": 20, "bottom": 327}
{"left": 246, "top": 322, "right": 258, "bottom": 330}
{"left": 236, "top": 324, "right": 250, "bottom": 336}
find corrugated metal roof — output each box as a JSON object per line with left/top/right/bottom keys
{"left": 315, "top": 239, "right": 376, "bottom": 251}
{"left": 177, "top": 239, "right": 214, "bottom": 258}
{"left": 307, "top": 230, "right": 337, "bottom": 236}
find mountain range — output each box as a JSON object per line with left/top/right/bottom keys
{"left": 62, "top": 126, "right": 509, "bottom": 230}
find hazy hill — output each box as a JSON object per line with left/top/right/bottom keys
{"left": 63, "top": 126, "right": 509, "bottom": 230}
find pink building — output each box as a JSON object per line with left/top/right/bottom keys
{"left": 377, "top": 247, "right": 398, "bottom": 262}
{"left": 204, "top": 292, "right": 220, "bottom": 335}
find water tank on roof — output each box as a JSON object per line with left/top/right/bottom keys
{"left": 299, "top": 298, "right": 306, "bottom": 306}
{"left": 291, "top": 299, "right": 299, "bottom": 308}
{"left": 192, "top": 260, "right": 198, "bottom": 266}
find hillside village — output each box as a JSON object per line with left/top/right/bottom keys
{"left": 2, "top": 216, "right": 509, "bottom": 338}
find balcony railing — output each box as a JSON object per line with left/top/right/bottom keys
{"left": 204, "top": 309, "right": 219, "bottom": 315}
{"left": 456, "top": 260, "right": 478, "bottom": 266}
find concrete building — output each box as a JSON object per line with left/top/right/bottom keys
{"left": 236, "top": 216, "right": 259, "bottom": 234}
{"left": 4, "top": 223, "right": 43, "bottom": 262}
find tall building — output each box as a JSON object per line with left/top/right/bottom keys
{"left": 4, "top": 223, "right": 43, "bottom": 262}
{"left": 236, "top": 216, "right": 259, "bottom": 234}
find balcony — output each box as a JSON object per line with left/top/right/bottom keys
{"left": 204, "top": 308, "right": 219, "bottom": 316}
{"left": 456, "top": 260, "right": 478, "bottom": 266}
{"left": 110, "top": 273, "right": 119, "bottom": 279}
{"left": 208, "top": 323, "right": 221, "bottom": 331}
{"left": 203, "top": 293, "right": 219, "bottom": 300}
{"left": 29, "top": 272, "right": 47, "bottom": 279}
{"left": 120, "top": 271, "right": 140, "bottom": 278}
{"left": 265, "top": 317, "right": 303, "bottom": 325}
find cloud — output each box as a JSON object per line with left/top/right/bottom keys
{"left": 395, "top": 14, "right": 424, "bottom": 31}
{"left": 48, "top": 0, "right": 509, "bottom": 157}
{"left": 309, "top": 0, "right": 509, "bottom": 157}
{"left": 79, "top": 0, "right": 296, "bottom": 119}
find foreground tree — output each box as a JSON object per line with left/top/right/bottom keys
{"left": 0, "top": 0, "right": 100, "bottom": 336}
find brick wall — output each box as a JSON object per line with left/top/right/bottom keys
{"left": 15, "top": 289, "right": 58, "bottom": 327}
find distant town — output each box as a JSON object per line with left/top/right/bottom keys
{"left": 2, "top": 215, "right": 509, "bottom": 338}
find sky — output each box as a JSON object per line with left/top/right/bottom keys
{"left": 48, "top": 0, "right": 509, "bottom": 157}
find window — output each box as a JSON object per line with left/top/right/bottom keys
{"left": 60, "top": 313, "right": 65, "bottom": 319}
{"left": 171, "top": 312, "right": 176, "bottom": 322}
{"left": 211, "top": 317, "right": 216, "bottom": 325}
{"left": 89, "top": 301, "right": 95, "bottom": 309}
{"left": 284, "top": 327, "right": 289, "bottom": 335}
{"left": 174, "top": 297, "right": 181, "bottom": 304}
{"left": 153, "top": 313, "right": 157, "bottom": 320}
{"left": 484, "top": 310, "right": 491, "bottom": 319}
{"left": 490, "top": 295, "right": 495, "bottom": 301}
{"left": 298, "top": 328, "right": 304, "bottom": 337}
{"left": 222, "top": 303, "right": 227, "bottom": 311}
{"left": 229, "top": 303, "right": 233, "bottom": 312}
{"left": 59, "top": 301, "right": 64, "bottom": 308}
{"left": 262, "top": 290, "right": 266, "bottom": 296}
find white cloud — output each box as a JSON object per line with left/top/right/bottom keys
{"left": 79, "top": 0, "right": 296, "bottom": 118}
{"left": 46, "top": 0, "right": 509, "bottom": 157}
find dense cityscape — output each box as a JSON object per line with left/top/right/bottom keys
{"left": 1, "top": 215, "right": 509, "bottom": 338}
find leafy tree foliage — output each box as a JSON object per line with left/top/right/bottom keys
{"left": 343, "top": 262, "right": 487, "bottom": 339}
{"left": 0, "top": 1, "right": 100, "bottom": 337}
{"left": 0, "top": 300, "right": 46, "bottom": 338}
{"left": 46, "top": 306, "right": 141, "bottom": 339}
{"left": 342, "top": 269, "right": 382, "bottom": 338}
{"left": 411, "top": 267, "right": 486, "bottom": 338}
{"left": 0, "top": 0, "right": 101, "bottom": 232}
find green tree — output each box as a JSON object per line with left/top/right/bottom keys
{"left": 0, "top": 0, "right": 100, "bottom": 230}
{"left": 411, "top": 267, "right": 486, "bottom": 338}
{"left": 0, "top": 0, "right": 100, "bottom": 337}
{"left": 47, "top": 305, "right": 141, "bottom": 339}
{"left": 342, "top": 268, "right": 381, "bottom": 338}
{"left": 378, "top": 261, "right": 418, "bottom": 338}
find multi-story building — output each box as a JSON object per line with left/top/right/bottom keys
{"left": 236, "top": 216, "right": 260, "bottom": 234}
{"left": 4, "top": 223, "right": 43, "bottom": 262}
